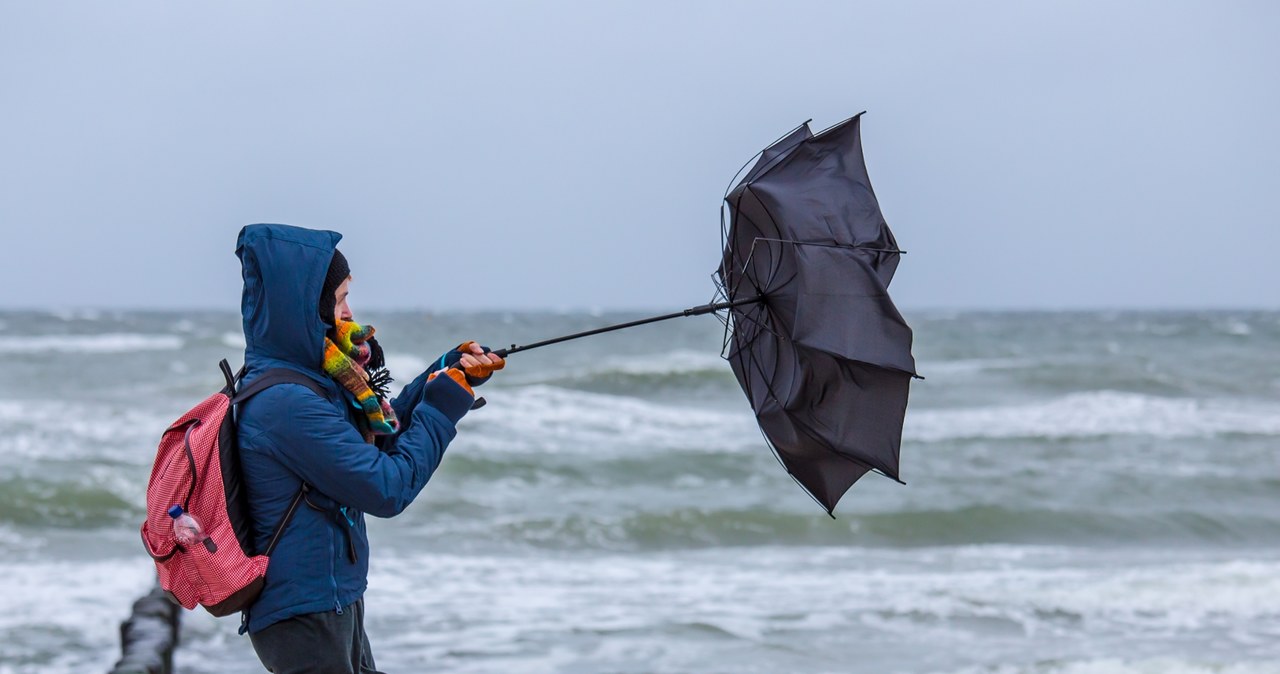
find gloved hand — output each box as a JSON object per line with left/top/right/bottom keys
{"left": 439, "top": 341, "right": 504, "bottom": 387}
{"left": 427, "top": 368, "right": 473, "bottom": 397}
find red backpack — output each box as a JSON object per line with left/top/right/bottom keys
{"left": 141, "top": 360, "right": 324, "bottom": 616}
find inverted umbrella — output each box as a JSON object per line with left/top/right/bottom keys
{"left": 717, "top": 113, "right": 918, "bottom": 513}
{"left": 463, "top": 114, "right": 917, "bottom": 514}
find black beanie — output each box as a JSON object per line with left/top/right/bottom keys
{"left": 318, "top": 249, "right": 350, "bottom": 325}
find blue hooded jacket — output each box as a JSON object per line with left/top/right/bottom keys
{"left": 235, "top": 224, "right": 474, "bottom": 634}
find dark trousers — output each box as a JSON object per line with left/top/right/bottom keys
{"left": 249, "top": 599, "right": 383, "bottom": 674}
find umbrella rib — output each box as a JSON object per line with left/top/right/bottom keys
{"left": 721, "top": 191, "right": 754, "bottom": 298}
{"left": 736, "top": 343, "right": 848, "bottom": 517}
{"left": 729, "top": 301, "right": 785, "bottom": 343}
{"left": 721, "top": 119, "right": 813, "bottom": 199}
{"left": 724, "top": 187, "right": 784, "bottom": 292}
{"left": 753, "top": 423, "right": 833, "bottom": 517}
{"left": 752, "top": 193, "right": 786, "bottom": 250}
{"left": 710, "top": 280, "right": 737, "bottom": 358}
{"left": 742, "top": 196, "right": 807, "bottom": 296}
{"left": 742, "top": 238, "right": 800, "bottom": 296}
{"left": 810, "top": 111, "right": 867, "bottom": 139}
{"left": 724, "top": 211, "right": 775, "bottom": 302}
{"left": 751, "top": 238, "right": 906, "bottom": 255}
{"left": 735, "top": 330, "right": 904, "bottom": 494}
{"left": 788, "top": 406, "right": 899, "bottom": 481}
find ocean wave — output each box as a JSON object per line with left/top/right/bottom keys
{"left": 1216, "top": 319, "right": 1253, "bottom": 336}
{"left": 906, "top": 391, "right": 1280, "bottom": 441}
{"left": 417, "top": 502, "right": 1280, "bottom": 552}
{"left": 502, "top": 350, "right": 737, "bottom": 394}
{"left": 382, "top": 352, "right": 430, "bottom": 397}
{"left": 347, "top": 549, "right": 1280, "bottom": 672}
{"left": 458, "top": 385, "right": 758, "bottom": 454}
{"left": 0, "top": 477, "right": 139, "bottom": 527}
{"left": 384, "top": 352, "right": 429, "bottom": 379}
{"left": 0, "top": 333, "right": 183, "bottom": 354}
{"left": 930, "top": 661, "right": 1280, "bottom": 674}
{"left": 0, "top": 557, "right": 154, "bottom": 674}
{"left": 19, "top": 546, "right": 1280, "bottom": 674}
{"left": 584, "top": 350, "right": 731, "bottom": 376}
{"left": 0, "top": 400, "right": 173, "bottom": 463}
{"left": 918, "top": 357, "right": 1039, "bottom": 377}
{"left": 45, "top": 308, "right": 106, "bottom": 322}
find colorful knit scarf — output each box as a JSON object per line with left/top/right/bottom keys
{"left": 323, "top": 320, "right": 398, "bottom": 442}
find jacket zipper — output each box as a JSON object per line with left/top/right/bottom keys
{"left": 329, "top": 526, "right": 341, "bottom": 614}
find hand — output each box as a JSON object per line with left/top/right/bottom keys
{"left": 455, "top": 341, "right": 504, "bottom": 386}
{"left": 427, "top": 368, "right": 473, "bottom": 397}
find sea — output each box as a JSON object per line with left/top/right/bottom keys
{"left": 1, "top": 309, "right": 1278, "bottom": 674}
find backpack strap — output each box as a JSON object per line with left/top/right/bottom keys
{"left": 229, "top": 365, "right": 331, "bottom": 556}
{"left": 231, "top": 368, "right": 328, "bottom": 404}
{"left": 219, "top": 359, "right": 240, "bottom": 393}
{"left": 262, "top": 483, "right": 309, "bottom": 557}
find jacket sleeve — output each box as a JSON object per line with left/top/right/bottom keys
{"left": 248, "top": 376, "right": 474, "bottom": 518}
{"left": 389, "top": 366, "right": 438, "bottom": 425}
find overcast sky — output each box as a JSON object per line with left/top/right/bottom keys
{"left": 1, "top": 1, "right": 1276, "bottom": 311}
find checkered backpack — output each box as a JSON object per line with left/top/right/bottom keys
{"left": 140, "top": 360, "right": 324, "bottom": 616}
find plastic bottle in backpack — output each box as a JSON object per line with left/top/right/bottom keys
{"left": 168, "top": 505, "right": 216, "bottom": 553}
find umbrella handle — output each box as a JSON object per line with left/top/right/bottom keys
{"left": 468, "top": 348, "right": 506, "bottom": 408}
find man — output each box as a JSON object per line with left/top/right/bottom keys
{"left": 235, "top": 224, "right": 502, "bottom": 673}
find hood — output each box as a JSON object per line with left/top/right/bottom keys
{"left": 237, "top": 224, "right": 342, "bottom": 372}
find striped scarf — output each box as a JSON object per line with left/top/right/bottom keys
{"left": 322, "top": 320, "right": 398, "bottom": 442}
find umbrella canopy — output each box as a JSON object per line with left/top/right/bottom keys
{"left": 717, "top": 113, "right": 918, "bottom": 514}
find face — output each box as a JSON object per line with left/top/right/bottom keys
{"left": 333, "top": 276, "right": 353, "bottom": 324}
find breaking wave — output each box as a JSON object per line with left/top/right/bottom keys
{"left": 0, "top": 334, "right": 183, "bottom": 354}
{"left": 906, "top": 391, "right": 1280, "bottom": 441}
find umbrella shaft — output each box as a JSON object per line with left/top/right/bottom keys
{"left": 495, "top": 296, "right": 762, "bottom": 357}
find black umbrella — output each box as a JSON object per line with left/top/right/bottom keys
{"left": 717, "top": 114, "right": 918, "bottom": 513}
{"left": 463, "top": 114, "right": 916, "bottom": 514}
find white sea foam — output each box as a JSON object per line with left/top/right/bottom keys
{"left": 0, "top": 399, "right": 172, "bottom": 464}
{"left": 460, "top": 384, "right": 758, "bottom": 453}
{"left": 46, "top": 308, "right": 103, "bottom": 322}
{"left": 383, "top": 352, "right": 429, "bottom": 384}
{"left": 378, "top": 352, "right": 429, "bottom": 399}
{"left": 10, "top": 545, "right": 1279, "bottom": 674}
{"left": 929, "top": 660, "right": 1280, "bottom": 674}
{"left": 220, "top": 332, "right": 247, "bottom": 348}
{"left": 0, "top": 334, "right": 183, "bottom": 354}
{"left": 1218, "top": 319, "right": 1253, "bottom": 336}
{"left": 0, "top": 557, "right": 153, "bottom": 674}
{"left": 589, "top": 349, "right": 730, "bottom": 376}
{"left": 170, "top": 546, "right": 1280, "bottom": 673}
{"left": 497, "top": 349, "right": 731, "bottom": 387}
{"left": 919, "top": 357, "right": 1037, "bottom": 377}
{"left": 906, "top": 391, "right": 1280, "bottom": 442}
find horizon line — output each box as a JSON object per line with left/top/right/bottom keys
{"left": 2, "top": 303, "right": 1278, "bottom": 314}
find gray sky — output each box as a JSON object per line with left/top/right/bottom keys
{"left": 2, "top": 1, "right": 1276, "bottom": 311}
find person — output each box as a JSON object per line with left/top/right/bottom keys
{"left": 234, "top": 224, "right": 503, "bottom": 673}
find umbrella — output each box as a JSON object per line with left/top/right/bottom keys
{"left": 716, "top": 113, "right": 918, "bottom": 514}
{"left": 462, "top": 113, "right": 916, "bottom": 514}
